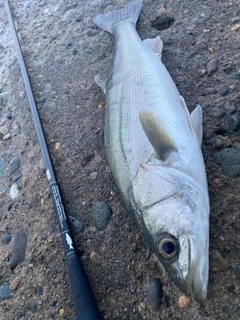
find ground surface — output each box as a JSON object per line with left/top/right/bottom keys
{"left": 0, "top": 0, "right": 240, "bottom": 319}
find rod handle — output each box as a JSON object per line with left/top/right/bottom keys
{"left": 67, "top": 253, "right": 103, "bottom": 320}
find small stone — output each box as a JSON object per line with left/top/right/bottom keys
{"left": 37, "top": 286, "right": 43, "bottom": 295}
{"left": 86, "top": 29, "right": 98, "bottom": 37}
{"left": 3, "top": 133, "right": 11, "bottom": 140}
{"left": 98, "top": 101, "right": 106, "bottom": 109}
{"left": 205, "top": 87, "right": 217, "bottom": 95}
{"left": 6, "top": 113, "right": 12, "bottom": 120}
{"left": 9, "top": 157, "right": 21, "bottom": 174}
{"left": 2, "top": 233, "right": 11, "bottom": 244}
{"left": 90, "top": 251, "right": 98, "bottom": 263}
{"left": 10, "top": 276, "right": 22, "bottom": 290}
{"left": 69, "top": 215, "right": 84, "bottom": 235}
{"left": 0, "top": 157, "right": 5, "bottom": 180}
{"left": 231, "top": 23, "right": 240, "bottom": 31}
{"left": 147, "top": 278, "right": 163, "bottom": 312}
{"left": 10, "top": 183, "right": 19, "bottom": 199}
{"left": 232, "top": 16, "right": 240, "bottom": 23}
{"left": 59, "top": 309, "right": 65, "bottom": 317}
{"left": 201, "top": 68, "right": 207, "bottom": 74}
{"left": 62, "top": 9, "right": 77, "bottom": 21}
{"left": 12, "top": 173, "right": 23, "bottom": 182}
{"left": 213, "top": 108, "right": 225, "bottom": 118}
{"left": 0, "top": 92, "right": 8, "bottom": 106}
{"left": 229, "top": 115, "right": 240, "bottom": 131}
{"left": 231, "top": 264, "right": 240, "bottom": 274}
{"left": 206, "top": 59, "right": 218, "bottom": 75}
{"left": 215, "top": 148, "right": 240, "bottom": 178}
{"left": 10, "top": 227, "right": 28, "bottom": 270}
{"left": 40, "top": 198, "right": 44, "bottom": 207}
{"left": 220, "top": 86, "right": 229, "bottom": 96}
{"left": 89, "top": 171, "right": 98, "bottom": 180}
{"left": 40, "top": 233, "right": 48, "bottom": 241}
{"left": 22, "top": 177, "right": 28, "bottom": 187}
{"left": 24, "top": 0, "right": 32, "bottom": 8}
{"left": 204, "top": 129, "right": 214, "bottom": 140}
{"left": 199, "top": 310, "right": 210, "bottom": 317}
{"left": 151, "top": 14, "right": 175, "bottom": 30}
{"left": 28, "top": 264, "right": 34, "bottom": 268}
{"left": 55, "top": 142, "right": 60, "bottom": 150}
{"left": 178, "top": 295, "right": 191, "bottom": 308}
{"left": 0, "top": 126, "right": 8, "bottom": 134}
{"left": 28, "top": 298, "right": 38, "bottom": 313}
{"left": 0, "top": 284, "right": 11, "bottom": 301}
{"left": 210, "top": 250, "right": 230, "bottom": 271}
{"left": 234, "top": 307, "right": 240, "bottom": 316}
{"left": 90, "top": 202, "right": 112, "bottom": 231}
{"left": 228, "top": 105, "right": 237, "bottom": 114}
{"left": 16, "top": 309, "right": 25, "bottom": 319}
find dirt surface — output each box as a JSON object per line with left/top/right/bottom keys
{"left": 0, "top": 0, "right": 240, "bottom": 319}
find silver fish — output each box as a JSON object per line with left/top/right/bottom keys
{"left": 93, "top": 0, "right": 209, "bottom": 302}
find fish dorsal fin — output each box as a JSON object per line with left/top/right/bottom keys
{"left": 139, "top": 110, "right": 177, "bottom": 160}
{"left": 191, "top": 105, "right": 203, "bottom": 145}
{"left": 179, "top": 96, "right": 203, "bottom": 145}
{"left": 143, "top": 36, "right": 163, "bottom": 56}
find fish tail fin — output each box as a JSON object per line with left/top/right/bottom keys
{"left": 93, "top": 0, "right": 143, "bottom": 33}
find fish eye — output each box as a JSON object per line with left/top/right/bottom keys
{"left": 156, "top": 234, "right": 178, "bottom": 259}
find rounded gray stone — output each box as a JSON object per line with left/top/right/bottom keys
{"left": 0, "top": 92, "right": 8, "bottom": 106}
{"left": 9, "top": 156, "right": 21, "bottom": 174}
{"left": 90, "top": 202, "right": 112, "bottom": 231}
{"left": 69, "top": 215, "right": 84, "bottom": 235}
{"left": 0, "top": 284, "right": 11, "bottom": 301}
{"left": 2, "top": 233, "right": 11, "bottom": 244}
{"left": 215, "top": 148, "right": 240, "bottom": 178}
{"left": 147, "top": 278, "right": 163, "bottom": 312}
{"left": 10, "top": 183, "right": 19, "bottom": 199}
{"left": 228, "top": 115, "right": 240, "bottom": 131}
{"left": 0, "top": 157, "right": 5, "bottom": 180}
{"left": 28, "top": 298, "right": 38, "bottom": 313}
{"left": 16, "top": 309, "right": 25, "bottom": 319}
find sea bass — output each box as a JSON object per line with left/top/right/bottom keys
{"left": 93, "top": 0, "right": 209, "bottom": 302}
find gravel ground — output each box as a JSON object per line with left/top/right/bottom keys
{"left": 0, "top": 0, "right": 240, "bottom": 319}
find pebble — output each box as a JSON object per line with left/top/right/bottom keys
{"left": 215, "top": 148, "right": 240, "bottom": 178}
{"left": 28, "top": 298, "right": 38, "bottom": 313}
{"left": 220, "top": 85, "right": 230, "bottom": 96}
{"left": 231, "top": 263, "right": 240, "bottom": 274}
{"left": 209, "top": 250, "right": 230, "bottom": 271}
{"left": 40, "top": 233, "right": 48, "bottom": 241}
{"left": 234, "top": 307, "right": 240, "bottom": 316}
{"left": 10, "top": 183, "right": 19, "bottom": 199}
{"left": 231, "top": 23, "right": 240, "bottom": 31}
{"left": 24, "top": 0, "right": 33, "bottom": 8}
{"left": 10, "top": 276, "right": 22, "bottom": 290}
{"left": 89, "top": 171, "right": 98, "bottom": 180}
{"left": 151, "top": 14, "right": 175, "bottom": 31}
{"left": 199, "top": 310, "right": 210, "bottom": 317}
{"left": 178, "top": 295, "right": 191, "bottom": 308}
{"left": 90, "top": 202, "right": 112, "bottom": 231}
{"left": 2, "top": 233, "right": 11, "bottom": 244}
{"left": 147, "top": 278, "right": 163, "bottom": 312}
{"left": 9, "top": 157, "right": 21, "bottom": 174}
{"left": 59, "top": 309, "right": 65, "bottom": 317}
{"left": 0, "top": 156, "right": 5, "bottom": 179}
{"left": 6, "top": 112, "right": 12, "bottom": 120}
{"left": 69, "top": 215, "right": 84, "bottom": 235}
{"left": 62, "top": 9, "right": 77, "bottom": 21}
{"left": 12, "top": 173, "right": 23, "bottom": 182}
{"left": 228, "top": 104, "right": 237, "bottom": 114}
{"left": 0, "top": 284, "right": 11, "bottom": 301}
{"left": 0, "top": 126, "right": 8, "bottom": 134}
{"left": 0, "top": 92, "right": 8, "bottom": 106}
{"left": 37, "top": 286, "right": 43, "bottom": 295}
{"left": 204, "top": 129, "right": 214, "bottom": 140}
{"left": 205, "top": 87, "right": 217, "bottom": 95}
{"left": 86, "top": 28, "right": 98, "bottom": 37}
{"left": 3, "top": 133, "right": 11, "bottom": 140}
{"left": 90, "top": 251, "right": 98, "bottom": 263}
{"left": 228, "top": 115, "right": 240, "bottom": 131}
{"left": 16, "top": 309, "right": 25, "bottom": 319}
{"left": 10, "top": 227, "right": 28, "bottom": 270}
{"left": 206, "top": 59, "right": 218, "bottom": 75}
{"left": 232, "top": 16, "right": 240, "bottom": 23}
{"left": 212, "top": 107, "right": 225, "bottom": 118}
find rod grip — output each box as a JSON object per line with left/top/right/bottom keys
{"left": 67, "top": 253, "right": 103, "bottom": 320}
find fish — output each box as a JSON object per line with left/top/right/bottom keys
{"left": 93, "top": 0, "right": 209, "bottom": 302}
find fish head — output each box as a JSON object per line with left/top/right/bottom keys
{"left": 131, "top": 163, "right": 209, "bottom": 302}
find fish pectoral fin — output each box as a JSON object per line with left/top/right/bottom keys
{"left": 191, "top": 105, "right": 203, "bottom": 145}
{"left": 94, "top": 73, "right": 107, "bottom": 93}
{"left": 143, "top": 36, "right": 163, "bottom": 57}
{"left": 180, "top": 96, "right": 203, "bottom": 145}
{"left": 139, "top": 110, "right": 177, "bottom": 160}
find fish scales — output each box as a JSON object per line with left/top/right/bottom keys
{"left": 93, "top": 0, "right": 209, "bottom": 303}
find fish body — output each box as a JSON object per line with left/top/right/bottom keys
{"left": 93, "top": 0, "right": 209, "bottom": 302}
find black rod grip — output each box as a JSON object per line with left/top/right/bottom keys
{"left": 67, "top": 253, "right": 102, "bottom": 320}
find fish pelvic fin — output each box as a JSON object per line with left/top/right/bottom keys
{"left": 180, "top": 96, "right": 203, "bottom": 145}
{"left": 93, "top": 0, "right": 143, "bottom": 33}
{"left": 143, "top": 36, "right": 163, "bottom": 57}
{"left": 139, "top": 110, "right": 177, "bottom": 161}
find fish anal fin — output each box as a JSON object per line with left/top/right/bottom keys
{"left": 139, "top": 110, "right": 177, "bottom": 160}
{"left": 143, "top": 36, "right": 163, "bottom": 57}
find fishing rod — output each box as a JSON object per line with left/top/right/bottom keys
{"left": 5, "top": 1, "right": 103, "bottom": 319}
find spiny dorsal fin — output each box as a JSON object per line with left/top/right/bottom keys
{"left": 139, "top": 110, "right": 177, "bottom": 160}
{"left": 143, "top": 36, "right": 163, "bottom": 57}
{"left": 191, "top": 105, "right": 203, "bottom": 145}
{"left": 179, "top": 96, "right": 203, "bottom": 145}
